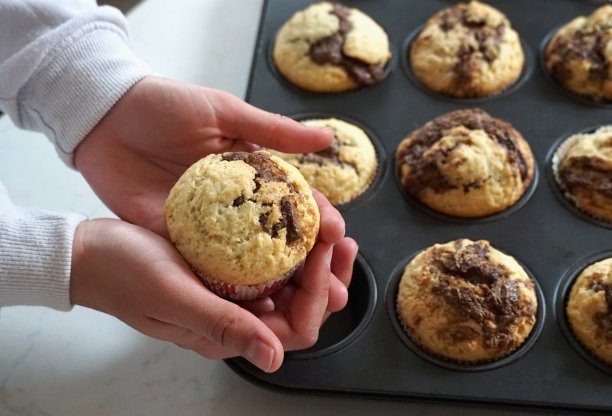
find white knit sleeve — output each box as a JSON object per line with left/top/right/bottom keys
{"left": 0, "top": 0, "right": 154, "bottom": 167}
{"left": 0, "top": 182, "right": 86, "bottom": 310}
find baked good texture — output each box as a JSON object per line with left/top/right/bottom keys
{"left": 396, "top": 239, "right": 538, "bottom": 363}
{"left": 410, "top": 1, "right": 525, "bottom": 98}
{"left": 554, "top": 125, "right": 612, "bottom": 223}
{"left": 272, "top": 2, "right": 392, "bottom": 92}
{"left": 395, "top": 108, "right": 534, "bottom": 218}
{"left": 566, "top": 257, "right": 612, "bottom": 365}
{"left": 545, "top": 5, "right": 612, "bottom": 103}
{"left": 268, "top": 118, "right": 378, "bottom": 206}
{"left": 164, "top": 151, "right": 319, "bottom": 300}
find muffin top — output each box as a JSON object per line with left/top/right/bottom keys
{"left": 545, "top": 5, "right": 612, "bottom": 103}
{"left": 555, "top": 125, "right": 612, "bottom": 223}
{"left": 273, "top": 2, "right": 391, "bottom": 92}
{"left": 567, "top": 257, "right": 612, "bottom": 365}
{"left": 268, "top": 118, "right": 378, "bottom": 206}
{"left": 410, "top": 0, "right": 524, "bottom": 98}
{"left": 396, "top": 239, "right": 538, "bottom": 363}
{"left": 396, "top": 108, "right": 534, "bottom": 218}
{"left": 164, "top": 151, "right": 319, "bottom": 285}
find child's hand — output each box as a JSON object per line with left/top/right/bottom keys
{"left": 70, "top": 218, "right": 357, "bottom": 372}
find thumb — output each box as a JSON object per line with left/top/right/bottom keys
{"left": 171, "top": 288, "right": 285, "bottom": 372}
{"left": 211, "top": 89, "right": 334, "bottom": 153}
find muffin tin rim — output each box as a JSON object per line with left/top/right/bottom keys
{"left": 286, "top": 251, "right": 378, "bottom": 360}
{"left": 554, "top": 249, "right": 612, "bottom": 376}
{"left": 385, "top": 241, "right": 547, "bottom": 372}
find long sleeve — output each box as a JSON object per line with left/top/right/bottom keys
{"left": 0, "top": 0, "right": 154, "bottom": 166}
{"left": 0, "top": 182, "right": 86, "bottom": 310}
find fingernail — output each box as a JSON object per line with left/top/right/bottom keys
{"left": 246, "top": 339, "right": 275, "bottom": 372}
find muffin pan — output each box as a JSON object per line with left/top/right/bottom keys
{"left": 227, "top": 0, "right": 612, "bottom": 413}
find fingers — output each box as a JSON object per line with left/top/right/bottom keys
{"left": 312, "top": 189, "right": 345, "bottom": 245}
{"left": 211, "top": 89, "right": 334, "bottom": 153}
{"left": 155, "top": 284, "right": 284, "bottom": 372}
{"left": 259, "top": 242, "right": 332, "bottom": 350}
{"left": 326, "top": 237, "right": 358, "bottom": 313}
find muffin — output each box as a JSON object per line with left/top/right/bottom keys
{"left": 553, "top": 125, "right": 612, "bottom": 223}
{"left": 396, "top": 239, "right": 538, "bottom": 363}
{"left": 164, "top": 151, "right": 320, "bottom": 300}
{"left": 272, "top": 2, "right": 392, "bottom": 93}
{"left": 395, "top": 108, "right": 535, "bottom": 218}
{"left": 566, "top": 258, "right": 612, "bottom": 365}
{"left": 410, "top": 1, "right": 525, "bottom": 98}
{"left": 268, "top": 118, "right": 378, "bottom": 206}
{"left": 545, "top": 5, "right": 612, "bottom": 103}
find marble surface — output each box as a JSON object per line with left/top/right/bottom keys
{"left": 0, "top": 1, "right": 542, "bottom": 415}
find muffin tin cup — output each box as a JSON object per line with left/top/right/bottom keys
{"left": 385, "top": 247, "right": 546, "bottom": 372}
{"left": 539, "top": 26, "right": 612, "bottom": 109}
{"left": 401, "top": 25, "right": 535, "bottom": 104}
{"left": 287, "top": 252, "right": 377, "bottom": 359}
{"left": 287, "top": 112, "right": 389, "bottom": 213}
{"left": 393, "top": 156, "right": 540, "bottom": 225}
{"left": 554, "top": 250, "right": 612, "bottom": 376}
{"left": 545, "top": 125, "right": 612, "bottom": 229}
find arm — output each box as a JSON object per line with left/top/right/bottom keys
{"left": 0, "top": 0, "right": 153, "bottom": 165}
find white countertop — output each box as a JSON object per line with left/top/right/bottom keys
{"left": 0, "top": 1, "right": 539, "bottom": 414}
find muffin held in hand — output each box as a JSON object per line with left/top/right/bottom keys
{"left": 164, "top": 151, "right": 319, "bottom": 300}
{"left": 272, "top": 1, "right": 392, "bottom": 92}
{"left": 545, "top": 5, "right": 612, "bottom": 103}
{"left": 396, "top": 239, "right": 538, "bottom": 364}
{"left": 410, "top": 1, "right": 524, "bottom": 98}
{"left": 268, "top": 118, "right": 378, "bottom": 206}
{"left": 553, "top": 126, "right": 612, "bottom": 223}
{"left": 395, "top": 108, "right": 534, "bottom": 218}
{"left": 566, "top": 258, "right": 612, "bottom": 365}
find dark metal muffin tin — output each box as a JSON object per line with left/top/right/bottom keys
{"left": 227, "top": 0, "right": 612, "bottom": 413}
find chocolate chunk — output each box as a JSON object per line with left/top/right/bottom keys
{"left": 431, "top": 241, "right": 535, "bottom": 349}
{"left": 558, "top": 155, "right": 612, "bottom": 198}
{"left": 309, "top": 4, "right": 385, "bottom": 86}
{"left": 298, "top": 134, "right": 359, "bottom": 172}
{"left": 396, "top": 109, "right": 530, "bottom": 196}
{"left": 222, "top": 152, "right": 303, "bottom": 244}
{"left": 589, "top": 278, "right": 612, "bottom": 340}
{"left": 547, "top": 25, "right": 611, "bottom": 94}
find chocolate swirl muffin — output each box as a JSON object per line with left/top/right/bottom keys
{"left": 567, "top": 257, "right": 612, "bottom": 365}
{"left": 164, "top": 151, "right": 319, "bottom": 300}
{"left": 396, "top": 239, "right": 538, "bottom": 363}
{"left": 395, "top": 108, "right": 535, "bottom": 218}
{"left": 553, "top": 125, "right": 612, "bottom": 223}
{"left": 410, "top": 1, "right": 525, "bottom": 98}
{"left": 272, "top": 2, "right": 392, "bottom": 92}
{"left": 268, "top": 118, "right": 378, "bottom": 206}
{"left": 545, "top": 5, "right": 612, "bottom": 103}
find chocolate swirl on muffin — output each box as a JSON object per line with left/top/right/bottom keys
{"left": 396, "top": 239, "right": 538, "bottom": 363}
{"left": 396, "top": 108, "right": 534, "bottom": 218}
{"left": 545, "top": 5, "right": 612, "bottom": 103}
{"left": 410, "top": 1, "right": 524, "bottom": 98}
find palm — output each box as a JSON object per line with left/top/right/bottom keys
{"left": 75, "top": 77, "right": 331, "bottom": 236}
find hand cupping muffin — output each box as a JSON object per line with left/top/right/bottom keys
{"left": 410, "top": 1, "right": 525, "bottom": 98}
{"left": 395, "top": 108, "right": 534, "bottom": 218}
{"left": 164, "top": 151, "right": 319, "bottom": 300}
{"left": 268, "top": 118, "right": 378, "bottom": 206}
{"left": 545, "top": 5, "right": 612, "bottom": 103}
{"left": 273, "top": 2, "right": 392, "bottom": 92}
{"left": 553, "top": 126, "right": 612, "bottom": 223}
{"left": 396, "top": 239, "right": 539, "bottom": 364}
{"left": 566, "top": 258, "right": 612, "bottom": 365}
